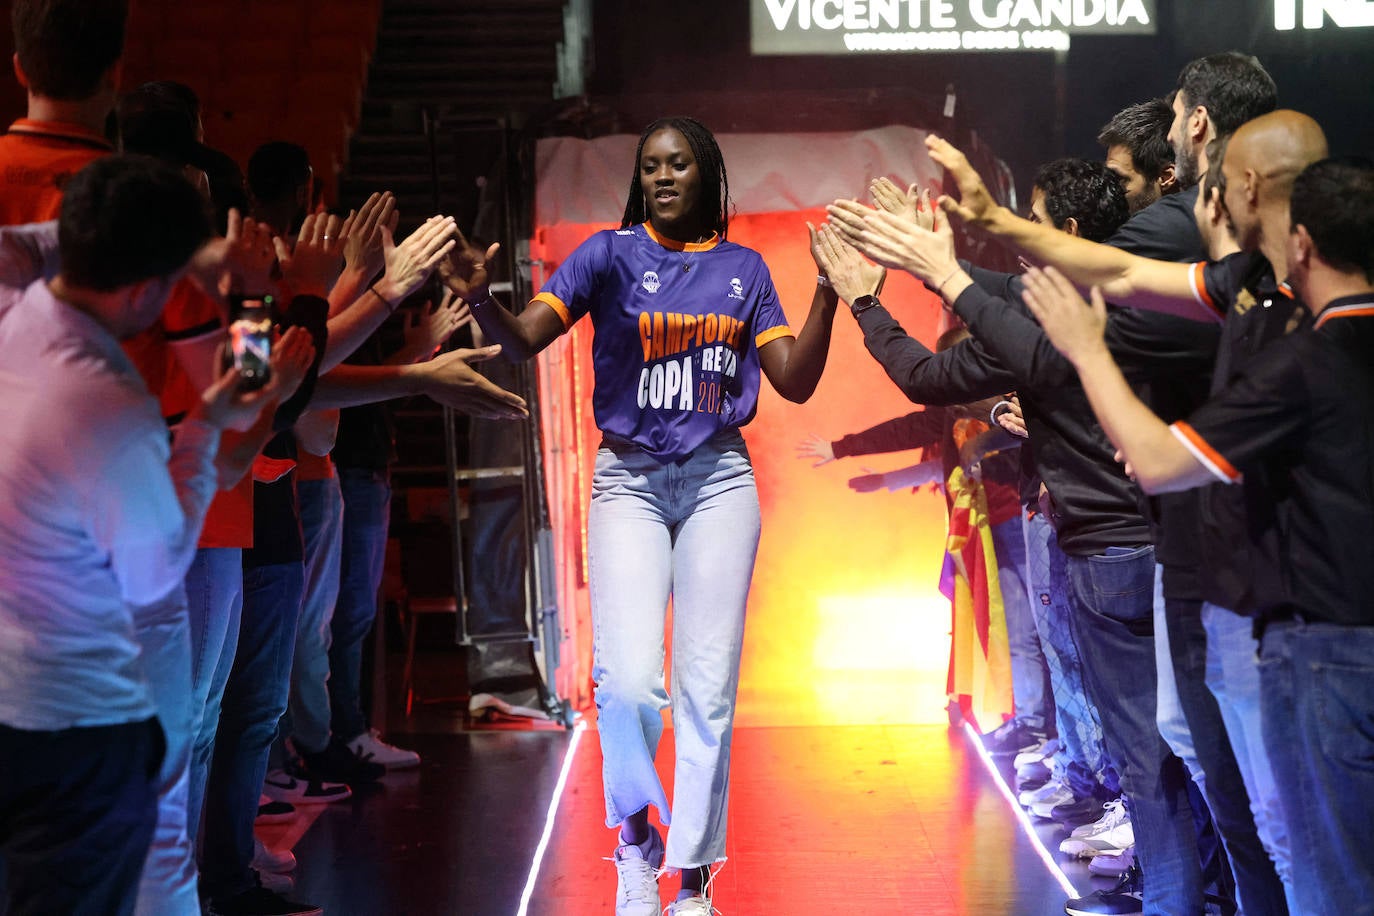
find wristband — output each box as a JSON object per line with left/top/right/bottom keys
{"left": 990, "top": 399, "right": 1015, "bottom": 427}
{"left": 368, "top": 284, "right": 397, "bottom": 312}
{"left": 816, "top": 274, "right": 832, "bottom": 288}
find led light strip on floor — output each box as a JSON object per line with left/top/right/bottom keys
{"left": 516, "top": 720, "right": 587, "bottom": 916}
{"left": 962, "top": 722, "right": 1080, "bottom": 898}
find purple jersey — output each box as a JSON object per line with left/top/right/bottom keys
{"left": 533, "top": 223, "right": 792, "bottom": 462}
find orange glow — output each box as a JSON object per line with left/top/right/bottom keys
{"left": 535, "top": 210, "right": 955, "bottom": 728}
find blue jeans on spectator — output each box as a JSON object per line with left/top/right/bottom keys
{"left": 1203, "top": 602, "right": 1298, "bottom": 910}
{"left": 991, "top": 516, "right": 1050, "bottom": 731}
{"left": 329, "top": 468, "right": 391, "bottom": 743}
{"left": 0, "top": 718, "right": 163, "bottom": 916}
{"left": 1161, "top": 588, "right": 1288, "bottom": 915}
{"left": 1022, "top": 512, "right": 1109, "bottom": 799}
{"left": 202, "top": 561, "right": 304, "bottom": 901}
{"left": 183, "top": 547, "right": 244, "bottom": 844}
{"left": 590, "top": 430, "right": 760, "bottom": 870}
{"left": 1067, "top": 544, "right": 1203, "bottom": 916}
{"left": 131, "top": 589, "right": 200, "bottom": 916}
{"left": 287, "top": 475, "right": 345, "bottom": 755}
{"left": 1259, "top": 620, "right": 1374, "bottom": 916}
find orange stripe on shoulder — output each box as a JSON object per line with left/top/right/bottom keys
{"left": 1189, "top": 262, "right": 1221, "bottom": 316}
{"left": 755, "top": 325, "right": 794, "bottom": 349}
{"left": 1171, "top": 421, "right": 1241, "bottom": 483}
{"left": 531, "top": 291, "right": 573, "bottom": 330}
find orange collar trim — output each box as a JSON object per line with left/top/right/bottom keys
{"left": 6, "top": 118, "right": 113, "bottom": 149}
{"left": 643, "top": 222, "right": 720, "bottom": 253}
{"left": 1315, "top": 302, "right": 1374, "bottom": 329}
{"left": 1277, "top": 282, "right": 1294, "bottom": 300}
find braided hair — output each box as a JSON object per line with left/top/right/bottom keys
{"left": 620, "top": 117, "right": 731, "bottom": 239}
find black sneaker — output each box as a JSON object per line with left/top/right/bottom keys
{"left": 981, "top": 718, "right": 1047, "bottom": 756}
{"left": 298, "top": 737, "right": 385, "bottom": 785}
{"left": 1064, "top": 866, "right": 1143, "bottom": 916}
{"left": 209, "top": 886, "right": 322, "bottom": 916}
{"left": 256, "top": 797, "right": 295, "bottom": 825}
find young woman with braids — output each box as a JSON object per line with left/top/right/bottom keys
{"left": 442, "top": 117, "right": 839, "bottom": 914}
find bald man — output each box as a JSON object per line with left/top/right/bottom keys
{"left": 917, "top": 111, "right": 1329, "bottom": 912}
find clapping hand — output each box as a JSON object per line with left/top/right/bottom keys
{"left": 198, "top": 326, "right": 314, "bottom": 431}
{"left": 340, "top": 191, "right": 396, "bottom": 280}
{"left": 275, "top": 212, "right": 345, "bottom": 298}
{"left": 808, "top": 221, "right": 885, "bottom": 305}
{"left": 439, "top": 226, "right": 499, "bottom": 303}
{"left": 925, "top": 134, "right": 1000, "bottom": 229}
{"left": 373, "top": 215, "right": 458, "bottom": 306}
{"left": 826, "top": 197, "right": 957, "bottom": 287}
{"left": 416, "top": 345, "right": 529, "bottom": 419}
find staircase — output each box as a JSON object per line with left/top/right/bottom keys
{"left": 339, "top": 0, "right": 568, "bottom": 232}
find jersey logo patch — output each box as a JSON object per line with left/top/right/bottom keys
{"left": 642, "top": 270, "right": 661, "bottom": 294}
{"left": 615, "top": 229, "right": 635, "bottom": 235}
{"left": 727, "top": 277, "right": 745, "bottom": 300}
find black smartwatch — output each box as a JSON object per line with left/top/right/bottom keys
{"left": 851, "top": 294, "right": 881, "bottom": 317}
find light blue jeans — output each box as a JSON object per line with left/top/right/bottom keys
{"left": 589, "top": 429, "right": 760, "bottom": 870}
{"left": 287, "top": 475, "right": 345, "bottom": 754}
{"left": 1203, "top": 602, "right": 1298, "bottom": 909}
{"left": 132, "top": 588, "right": 200, "bottom": 916}
{"left": 991, "top": 516, "right": 1050, "bottom": 730}
{"left": 1154, "top": 566, "right": 1200, "bottom": 783}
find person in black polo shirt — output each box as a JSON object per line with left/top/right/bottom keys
{"left": 1024, "top": 155, "right": 1374, "bottom": 916}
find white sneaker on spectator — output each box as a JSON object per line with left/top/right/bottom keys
{"left": 253, "top": 837, "right": 296, "bottom": 874}
{"left": 1061, "top": 800, "right": 1134, "bottom": 857}
{"left": 1029, "top": 781, "right": 1078, "bottom": 818}
{"left": 666, "top": 895, "right": 716, "bottom": 915}
{"left": 347, "top": 729, "right": 421, "bottom": 770}
{"left": 255, "top": 868, "right": 295, "bottom": 896}
{"left": 1019, "top": 776, "right": 1068, "bottom": 807}
{"left": 262, "top": 769, "right": 352, "bottom": 805}
{"left": 1013, "top": 737, "right": 1059, "bottom": 770}
{"left": 1089, "top": 846, "right": 1135, "bottom": 877}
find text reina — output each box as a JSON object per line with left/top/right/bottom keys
{"left": 637, "top": 311, "right": 744, "bottom": 412}
{"left": 763, "top": 0, "right": 1152, "bottom": 30}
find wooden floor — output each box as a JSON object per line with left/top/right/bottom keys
{"left": 266, "top": 720, "right": 1114, "bottom": 915}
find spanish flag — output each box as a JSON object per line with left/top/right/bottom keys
{"left": 943, "top": 463, "right": 1014, "bottom": 733}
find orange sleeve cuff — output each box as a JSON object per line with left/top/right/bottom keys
{"left": 755, "top": 325, "right": 794, "bottom": 349}
{"left": 1170, "top": 421, "right": 1241, "bottom": 483}
{"left": 531, "top": 292, "right": 573, "bottom": 331}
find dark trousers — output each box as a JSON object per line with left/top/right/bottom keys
{"left": 0, "top": 717, "right": 164, "bottom": 915}
{"left": 1067, "top": 545, "right": 1204, "bottom": 916}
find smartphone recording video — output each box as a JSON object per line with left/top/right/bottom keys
{"left": 228, "top": 296, "right": 274, "bottom": 390}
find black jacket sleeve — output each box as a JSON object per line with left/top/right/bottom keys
{"left": 832, "top": 409, "right": 947, "bottom": 458}
{"left": 949, "top": 281, "right": 1077, "bottom": 391}
{"left": 854, "top": 305, "right": 1019, "bottom": 406}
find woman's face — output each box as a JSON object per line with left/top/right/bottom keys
{"left": 639, "top": 128, "right": 705, "bottom": 239}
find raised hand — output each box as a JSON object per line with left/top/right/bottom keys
{"left": 925, "top": 134, "right": 1000, "bottom": 228}
{"left": 416, "top": 345, "right": 529, "bottom": 419}
{"left": 341, "top": 191, "right": 396, "bottom": 280}
{"left": 188, "top": 209, "right": 279, "bottom": 307}
{"left": 795, "top": 432, "right": 836, "bottom": 467}
{"left": 374, "top": 215, "right": 458, "bottom": 306}
{"left": 825, "top": 199, "right": 957, "bottom": 286}
{"left": 809, "top": 221, "right": 884, "bottom": 305}
{"left": 397, "top": 288, "right": 472, "bottom": 363}
{"left": 439, "top": 225, "right": 499, "bottom": 303}
{"left": 870, "top": 177, "right": 922, "bottom": 225}
{"left": 1020, "top": 267, "right": 1109, "bottom": 365}
{"left": 275, "top": 212, "right": 345, "bottom": 298}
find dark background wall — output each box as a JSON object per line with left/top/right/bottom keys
{"left": 586, "top": 0, "right": 1374, "bottom": 200}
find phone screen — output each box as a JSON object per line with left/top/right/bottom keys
{"left": 228, "top": 297, "right": 273, "bottom": 390}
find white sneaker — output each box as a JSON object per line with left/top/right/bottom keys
{"left": 1060, "top": 800, "right": 1134, "bottom": 857}
{"left": 1029, "top": 782, "right": 1077, "bottom": 818}
{"left": 666, "top": 895, "right": 716, "bottom": 915}
{"left": 611, "top": 827, "right": 663, "bottom": 916}
{"left": 262, "top": 769, "right": 352, "bottom": 805}
{"left": 1013, "top": 738, "right": 1059, "bottom": 770}
{"left": 1019, "top": 776, "right": 1067, "bottom": 807}
{"left": 347, "top": 729, "right": 421, "bottom": 770}
{"left": 1089, "top": 846, "right": 1135, "bottom": 877}
{"left": 253, "top": 837, "right": 296, "bottom": 873}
